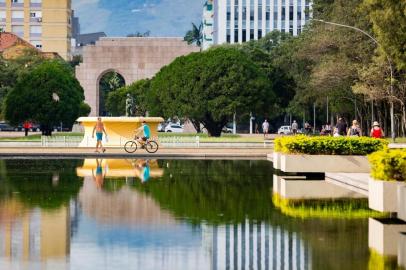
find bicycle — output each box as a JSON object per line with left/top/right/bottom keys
{"left": 124, "top": 136, "right": 159, "bottom": 154}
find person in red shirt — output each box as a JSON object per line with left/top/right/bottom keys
{"left": 23, "top": 121, "right": 32, "bottom": 137}
{"left": 370, "top": 121, "right": 385, "bottom": 139}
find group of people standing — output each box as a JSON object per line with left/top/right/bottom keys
{"left": 332, "top": 118, "right": 384, "bottom": 139}
{"left": 289, "top": 117, "right": 385, "bottom": 139}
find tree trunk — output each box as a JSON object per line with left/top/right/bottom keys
{"left": 202, "top": 116, "right": 227, "bottom": 137}
{"left": 190, "top": 119, "right": 201, "bottom": 133}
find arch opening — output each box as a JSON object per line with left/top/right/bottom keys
{"left": 97, "top": 71, "right": 126, "bottom": 116}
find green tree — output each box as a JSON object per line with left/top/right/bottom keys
{"left": 362, "top": 0, "right": 406, "bottom": 71}
{"left": 106, "top": 79, "right": 151, "bottom": 116}
{"left": 149, "top": 47, "right": 272, "bottom": 137}
{"left": 4, "top": 160, "right": 83, "bottom": 209}
{"left": 4, "top": 60, "right": 88, "bottom": 135}
{"left": 0, "top": 49, "right": 46, "bottom": 118}
{"left": 98, "top": 71, "right": 125, "bottom": 116}
{"left": 184, "top": 22, "right": 203, "bottom": 48}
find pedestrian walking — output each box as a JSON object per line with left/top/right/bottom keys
{"left": 347, "top": 120, "right": 361, "bottom": 137}
{"left": 262, "top": 119, "right": 269, "bottom": 138}
{"left": 336, "top": 118, "right": 348, "bottom": 136}
{"left": 325, "top": 123, "right": 332, "bottom": 135}
{"left": 370, "top": 121, "right": 385, "bottom": 139}
{"left": 304, "top": 122, "right": 311, "bottom": 135}
{"left": 92, "top": 117, "right": 108, "bottom": 153}
{"left": 291, "top": 120, "right": 298, "bottom": 135}
{"left": 23, "top": 121, "right": 31, "bottom": 137}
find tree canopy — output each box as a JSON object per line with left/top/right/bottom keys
{"left": 149, "top": 47, "right": 272, "bottom": 136}
{"left": 4, "top": 60, "right": 88, "bottom": 134}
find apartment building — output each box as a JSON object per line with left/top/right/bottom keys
{"left": 0, "top": 0, "right": 72, "bottom": 60}
{"left": 203, "top": 0, "right": 312, "bottom": 50}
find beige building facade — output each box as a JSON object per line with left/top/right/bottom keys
{"left": 75, "top": 37, "right": 199, "bottom": 116}
{"left": 0, "top": 0, "right": 71, "bottom": 60}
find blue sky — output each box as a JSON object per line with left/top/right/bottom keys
{"left": 73, "top": 0, "right": 205, "bottom": 37}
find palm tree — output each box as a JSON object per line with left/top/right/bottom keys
{"left": 184, "top": 22, "right": 203, "bottom": 49}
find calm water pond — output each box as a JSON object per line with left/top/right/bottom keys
{"left": 0, "top": 159, "right": 373, "bottom": 270}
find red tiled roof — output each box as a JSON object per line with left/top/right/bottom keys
{"left": 0, "top": 32, "right": 36, "bottom": 52}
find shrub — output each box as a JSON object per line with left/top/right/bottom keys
{"left": 274, "top": 136, "right": 387, "bottom": 155}
{"left": 368, "top": 148, "right": 406, "bottom": 181}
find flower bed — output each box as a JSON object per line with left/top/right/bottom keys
{"left": 275, "top": 136, "right": 387, "bottom": 155}
{"left": 368, "top": 148, "right": 406, "bottom": 181}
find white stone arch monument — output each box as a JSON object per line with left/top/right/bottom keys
{"left": 76, "top": 37, "right": 199, "bottom": 116}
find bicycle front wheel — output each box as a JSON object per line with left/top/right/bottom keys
{"left": 145, "top": 140, "right": 159, "bottom": 153}
{"left": 124, "top": 141, "right": 138, "bottom": 153}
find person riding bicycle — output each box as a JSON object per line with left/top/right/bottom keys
{"left": 135, "top": 121, "right": 151, "bottom": 148}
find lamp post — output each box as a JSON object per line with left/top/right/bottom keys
{"left": 313, "top": 19, "right": 396, "bottom": 142}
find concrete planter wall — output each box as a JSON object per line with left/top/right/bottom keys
{"left": 277, "top": 178, "right": 365, "bottom": 200}
{"left": 399, "top": 233, "right": 406, "bottom": 268}
{"left": 277, "top": 153, "right": 370, "bottom": 173}
{"left": 273, "top": 152, "right": 281, "bottom": 170}
{"left": 369, "top": 178, "right": 405, "bottom": 213}
{"left": 398, "top": 185, "right": 406, "bottom": 222}
{"left": 369, "top": 218, "right": 406, "bottom": 257}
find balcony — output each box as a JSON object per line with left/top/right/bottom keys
{"left": 11, "top": 2, "right": 24, "bottom": 8}
{"left": 30, "top": 2, "right": 42, "bottom": 8}
{"left": 11, "top": 18, "right": 24, "bottom": 23}
{"left": 30, "top": 17, "right": 42, "bottom": 23}
{"left": 30, "top": 32, "right": 41, "bottom": 38}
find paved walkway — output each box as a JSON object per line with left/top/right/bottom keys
{"left": 0, "top": 147, "right": 271, "bottom": 159}
{"left": 325, "top": 173, "right": 369, "bottom": 196}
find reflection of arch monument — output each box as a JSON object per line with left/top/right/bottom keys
{"left": 75, "top": 37, "right": 199, "bottom": 116}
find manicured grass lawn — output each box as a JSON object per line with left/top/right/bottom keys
{"left": 0, "top": 132, "right": 270, "bottom": 143}
{"left": 394, "top": 137, "right": 406, "bottom": 143}
{"left": 0, "top": 132, "right": 85, "bottom": 141}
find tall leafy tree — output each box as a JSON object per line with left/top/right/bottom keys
{"left": 184, "top": 22, "right": 203, "bottom": 48}
{"left": 362, "top": 0, "right": 406, "bottom": 71}
{"left": 4, "top": 60, "right": 88, "bottom": 135}
{"left": 149, "top": 47, "right": 272, "bottom": 137}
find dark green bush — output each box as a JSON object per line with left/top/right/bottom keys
{"left": 274, "top": 136, "right": 387, "bottom": 155}
{"left": 369, "top": 148, "right": 406, "bottom": 181}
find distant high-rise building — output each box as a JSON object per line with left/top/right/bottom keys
{"left": 203, "top": 0, "right": 312, "bottom": 50}
{"left": 71, "top": 10, "right": 80, "bottom": 40}
{"left": 0, "top": 0, "right": 72, "bottom": 60}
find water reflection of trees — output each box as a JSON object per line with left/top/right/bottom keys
{"left": 132, "top": 160, "right": 275, "bottom": 224}
{"left": 2, "top": 160, "right": 83, "bottom": 209}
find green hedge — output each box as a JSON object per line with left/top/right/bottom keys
{"left": 369, "top": 148, "right": 406, "bottom": 181}
{"left": 274, "top": 136, "right": 388, "bottom": 155}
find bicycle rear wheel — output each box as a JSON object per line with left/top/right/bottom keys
{"left": 124, "top": 141, "right": 138, "bottom": 153}
{"left": 145, "top": 140, "right": 159, "bottom": 153}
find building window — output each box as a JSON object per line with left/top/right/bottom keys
{"left": 12, "top": 10, "right": 24, "bottom": 22}
{"left": 258, "top": 30, "right": 262, "bottom": 39}
{"left": 250, "top": 29, "right": 254, "bottom": 39}
{"left": 242, "top": 29, "right": 246, "bottom": 42}
{"left": 30, "top": 40, "right": 42, "bottom": 48}
{"left": 11, "top": 0, "right": 24, "bottom": 3}
{"left": 11, "top": 25, "right": 24, "bottom": 36}
{"left": 30, "top": 11, "right": 42, "bottom": 18}
{"left": 31, "top": 0, "right": 41, "bottom": 2}
{"left": 30, "top": 25, "right": 41, "bottom": 34}
{"left": 0, "top": 11, "right": 5, "bottom": 21}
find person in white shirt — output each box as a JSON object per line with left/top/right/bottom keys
{"left": 262, "top": 120, "right": 270, "bottom": 138}
{"left": 291, "top": 120, "right": 299, "bottom": 135}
